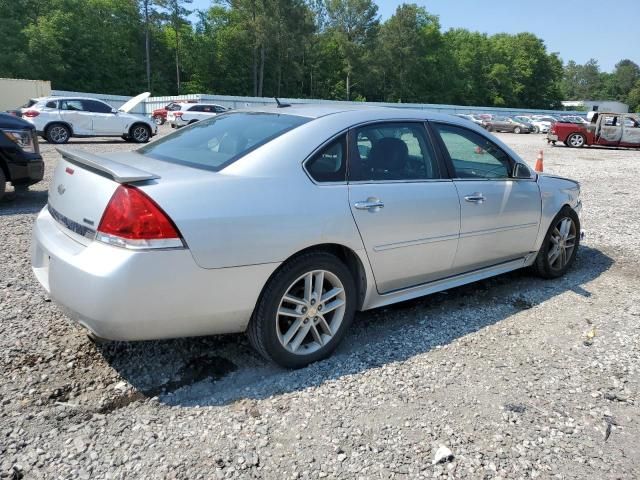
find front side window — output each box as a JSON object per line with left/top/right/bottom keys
{"left": 82, "top": 100, "right": 112, "bottom": 113}
{"left": 139, "top": 112, "right": 309, "bottom": 171}
{"left": 349, "top": 123, "right": 440, "bottom": 182}
{"left": 305, "top": 136, "right": 346, "bottom": 183}
{"left": 433, "top": 123, "right": 512, "bottom": 179}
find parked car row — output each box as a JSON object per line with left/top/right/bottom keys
{"left": 455, "top": 113, "right": 589, "bottom": 134}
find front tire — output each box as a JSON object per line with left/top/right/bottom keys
{"left": 533, "top": 207, "right": 580, "bottom": 279}
{"left": 45, "top": 123, "right": 71, "bottom": 144}
{"left": 0, "top": 168, "right": 6, "bottom": 201}
{"left": 129, "top": 124, "right": 151, "bottom": 143}
{"left": 514, "top": 127, "right": 522, "bottom": 134}
{"left": 248, "top": 251, "right": 356, "bottom": 369}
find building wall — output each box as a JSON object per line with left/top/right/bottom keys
{"left": 0, "top": 78, "right": 51, "bottom": 111}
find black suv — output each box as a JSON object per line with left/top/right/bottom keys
{"left": 0, "top": 113, "right": 44, "bottom": 200}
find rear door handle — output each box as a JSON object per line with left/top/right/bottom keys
{"left": 354, "top": 198, "right": 384, "bottom": 210}
{"left": 464, "top": 193, "right": 485, "bottom": 203}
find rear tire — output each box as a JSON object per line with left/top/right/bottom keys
{"left": 153, "top": 115, "right": 165, "bottom": 126}
{"left": 533, "top": 206, "right": 580, "bottom": 279}
{"left": 129, "top": 124, "right": 151, "bottom": 143}
{"left": 567, "top": 133, "right": 585, "bottom": 148}
{"left": 248, "top": 251, "right": 356, "bottom": 369}
{"left": 45, "top": 123, "right": 71, "bottom": 144}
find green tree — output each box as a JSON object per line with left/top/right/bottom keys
{"left": 324, "top": 0, "right": 379, "bottom": 100}
{"left": 377, "top": 4, "right": 443, "bottom": 103}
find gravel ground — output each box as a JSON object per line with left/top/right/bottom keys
{"left": 1, "top": 127, "right": 639, "bottom": 479}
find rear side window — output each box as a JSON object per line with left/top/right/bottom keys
{"left": 433, "top": 123, "right": 512, "bottom": 179}
{"left": 349, "top": 122, "right": 440, "bottom": 181}
{"left": 188, "top": 105, "right": 203, "bottom": 112}
{"left": 139, "top": 112, "right": 309, "bottom": 171}
{"left": 45, "top": 100, "right": 58, "bottom": 109}
{"left": 305, "top": 136, "right": 346, "bottom": 183}
{"left": 60, "top": 100, "right": 85, "bottom": 111}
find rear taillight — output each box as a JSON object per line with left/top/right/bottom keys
{"left": 174, "top": 112, "right": 183, "bottom": 117}
{"left": 96, "top": 185, "right": 184, "bottom": 249}
{"left": 23, "top": 110, "right": 40, "bottom": 118}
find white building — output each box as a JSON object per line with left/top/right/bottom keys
{"left": 561, "top": 100, "right": 629, "bottom": 113}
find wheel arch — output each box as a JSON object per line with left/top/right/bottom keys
{"left": 129, "top": 121, "right": 151, "bottom": 133}
{"left": 256, "top": 243, "right": 369, "bottom": 312}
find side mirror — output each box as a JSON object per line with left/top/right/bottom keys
{"left": 111, "top": 108, "right": 118, "bottom": 114}
{"left": 513, "top": 163, "right": 533, "bottom": 179}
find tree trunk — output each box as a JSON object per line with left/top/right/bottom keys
{"left": 346, "top": 73, "right": 350, "bottom": 101}
{"left": 144, "top": 0, "right": 151, "bottom": 91}
{"left": 252, "top": 46, "right": 258, "bottom": 96}
{"left": 175, "top": 28, "right": 180, "bottom": 94}
{"left": 258, "top": 43, "right": 265, "bottom": 97}
{"left": 251, "top": 1, "right": 258, "bottom": 96}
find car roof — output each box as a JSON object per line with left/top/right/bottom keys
{"left": 235, "top": 103, "right": 482, "bottom": 123}
{"left": 33, "top": 96, "right": 108, "bottom": 102}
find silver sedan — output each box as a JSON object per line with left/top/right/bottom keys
{"left": 31, "top": 105, "right": 582, "bottom": 368}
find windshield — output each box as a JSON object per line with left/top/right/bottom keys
{"left": 138, "top": 112, "right": 309, "bottom": 171}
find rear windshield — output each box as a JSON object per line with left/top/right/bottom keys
{"left": 138, "top": 112, "right": 309, "bottom": 171}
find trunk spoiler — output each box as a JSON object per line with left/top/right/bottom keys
{"left": 56, "top": 147, "right": 159, "bottom": 183}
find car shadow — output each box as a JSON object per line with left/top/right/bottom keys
{"left": 95, "top": 245, "right": 613, "bottom": 407}
{"left": 0, "top": 189, "right": 47, "bottom": 215}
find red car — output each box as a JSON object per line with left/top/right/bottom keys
{"left": 151, "top": 100, "right": 198, "bottom": 125}
{"left": 548, "top": 112, "right": 640, "bottom": 148}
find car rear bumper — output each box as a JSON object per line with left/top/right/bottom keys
{"left": 31, "top": 207, "right": 280, "bottom": 341}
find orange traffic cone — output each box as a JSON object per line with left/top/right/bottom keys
{"left": 534, "top": 149, "right": 544, "bottom": 172}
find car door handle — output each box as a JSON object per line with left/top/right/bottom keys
{"left": 464, "top": 193, "right": 485, "bottom": 203}
{"left": 354, "top": 199, "right": 384, "bottom": 210}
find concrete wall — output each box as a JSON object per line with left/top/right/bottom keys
{"left": 0, "top": 78, "right": 51, "bottom": 110}
{"left": 51, "top": 90, "right": 587, "bottom": 118}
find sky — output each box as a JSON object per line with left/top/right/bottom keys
{"left": 189, "top": 0, "right": 639, "bottom": 72}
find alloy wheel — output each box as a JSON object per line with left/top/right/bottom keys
{"left": 276, "top": 270, "right": 346, "bottom": 355}
{"left": 49, "top": 125, "right": 69, "bottom": 143}
{"left": 547, "top": 217, "right": 577, "bottom": 270}
{"left": 132, "top": 126, "right": 149, "bottom": 142}
{"left": 568, "top": 134, "right": 584, "bottom": 147}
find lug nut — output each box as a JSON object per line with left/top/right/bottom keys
{"left": 301, "top": 307, "right": 307, "bottom": 313}
{"left": 318, "top": 305, "right": 323, "bottom": 311}
{"left": 310, "top": 299, "right": 316, "bottom": 305}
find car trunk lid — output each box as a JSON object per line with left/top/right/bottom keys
{"left": 48, "top": 147, "right": 160, "bottom": 244}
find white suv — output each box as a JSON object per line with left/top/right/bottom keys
{"left": 21, "top": 92, "right": 157, "bottom": 144}
{"left": 168, "top": 103, "right": 229, "bottom": 128}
